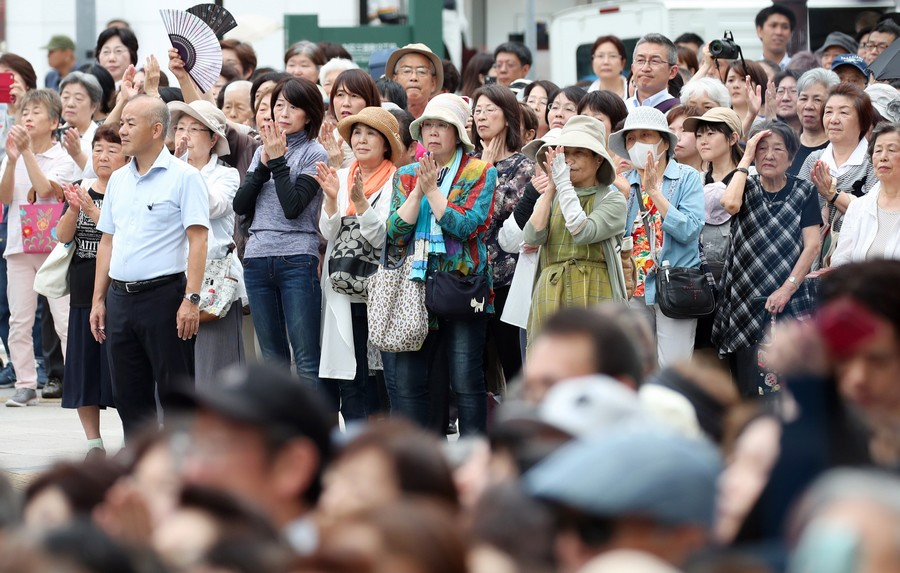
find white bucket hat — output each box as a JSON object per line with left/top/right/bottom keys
{"left": 866, "top": 84, "right": 900, "bottom": 124}
{"left": 535, "top": 115, "right": 616, "bottom": 186}
{"left": 409, "top": 93, "right": 474, "bottom": 152}
{"left": 167, "top": 100, "right": 230, "bottom": 156}
{"left": 608, "top": 106, "right": 678, "bottom": 161}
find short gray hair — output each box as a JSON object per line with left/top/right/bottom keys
{"left": 59, "top": 71, "right": 103, "bottom": 106}
{"left": 750, "top": 119, "right": 800, "bottom": 160}
{"left": 634, "top": 33, "right": 678, "bottom": 66}
{"left": 20, "top": 89, "right": 62, "bottom": 123}
{"left": 797, "top": 68, "right": 840, "bottom": 94}
{"left": 680, "top": 77, "right": 731, "bottom": 108}
{"left": 319, "top": 57, "right": 358, "bottom": 85}
{"left": 127, "top": 94, "right": 170, "bottom": 137}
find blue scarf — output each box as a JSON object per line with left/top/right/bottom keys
{"left": 409, "top": 148, "right": 463, "bottom": 280}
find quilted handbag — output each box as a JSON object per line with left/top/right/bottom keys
{"left": 328, "top": 215, "right": 380, "bottom": 302}
{"left": 199, "top": 246, "right": 239, "bottom": 321}
{"left": 367, "top": 241, "right": 429, "bottom": 353}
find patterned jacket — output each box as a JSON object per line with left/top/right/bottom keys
{"left": 386, "top": 153, "right": 498, "bottom": 312}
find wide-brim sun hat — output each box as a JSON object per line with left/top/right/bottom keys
{"left": 337, "top": 106, "right": 405, "bottom": 165}
{"left": 409, "top": 93, "right": 474, "bottom": 153}
{"left": 535, "top": 115, "right": 616, "bottom": 186}
{"left": 682, "top": 106, "right": 744, "bottom": 138}
{"left": 385, "top": 43, "right": 444, "bottom": 95}
{"left": 608, "top": 106, "right": 678, "bottom": 162}
{"left": 167, "top": 100, "right": 230, "bottom": 156}
{"left": 522, "top": 127, "right": 562, "bottom": 161}
{"left": 866, "top": 84, "right": 900, "bottom": 124}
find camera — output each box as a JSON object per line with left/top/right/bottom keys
{"left": 709, "top": 31, "right": 741, "bottom": 60}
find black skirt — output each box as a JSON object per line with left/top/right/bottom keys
{"left": 61, "top": 306, "right": 115, "bottom": 409}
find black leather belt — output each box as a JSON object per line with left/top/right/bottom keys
{"left": 111, "top": 273, "right": 181, "bottom": 294}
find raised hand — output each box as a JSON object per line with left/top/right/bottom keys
{"left": 319, "top": 120, "right": 343, "bottom": 168}
{"left": 143, "top": 54, "right": 161, "bottom": 98}
{"left": 9, "top": 125, "right": 31, "bottom": 154}
{"left": 415, "top": 152, "right": 438, "bottom": 196}
{"left": 642, "top": 149, "right": 662, "bottom": 194}
{"left": 61, "top": 127, "right": 82, "bottom": 158}
{"left": 349, "top": 168, "right": 366, "bottom": 205}
{"left": 174, "top": 134, "right": 189, "bottom": 159}
{"left": 261, "top": 123, "right": 286, "bottom": 161}
{"left": 549, "top": 145, "right": 571, "bottom": 187}
{"left": 167, "top": 47, "right": 188, "bottom": 79}
{"left": 116, "top": 65, "right": 138, "bottom": 106}
{"left": 532, "top": 169, "right": 551, "bottom": 194}
{"left": 763, "top": 78, "right": 778, "bottom": 120}
{"left": 5, "top": 131, "right": 19, "bottom": 161}
{"left": 745, "top": 75, "right": 762, "bottom": 119}
{"left": 313, "top": 161, "right": 339, "bottom": 201}
{"left": 742, "top": 129, "right": 771, "bottom": 162}
{"left": 62, "top": 182, "right": 82, "bottom": 212}
{"left": 811, "top": 160, "right": 834, "bottom": 198}
{"left": 481, "top": 136, "right": 505, "bottom": 166}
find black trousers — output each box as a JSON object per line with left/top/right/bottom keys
{"left": 105, "top": 276, "right": 195, "bottom": 439}
{"left": 39, "top": 296, "right": 65, "bottom": 380}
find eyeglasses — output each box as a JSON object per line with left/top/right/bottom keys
{"left": 473, "top": 105, "right": 500, "bottom": 116}
{"left": 99, "top": 47, "right": 129, "bottom": 58}
{"left": 174, "top": 126, "right": 212, "bottom": 136}
{"left": 862, "top": 42, "right": 891, "bottom": 51}
{"left": 420, "top": 120, "right": 452, "bottom": 132}
{"left": 493, "top": 60, "right": 520, "bottom": 70}
{"left": 592, "top": 52, "right": 622, "bottom": 61}
{"left": 548, "top": 103, "right": 578, "bottom": 114}
{"left": 633, "top": 57, "right": 671, "bottom": 69}
{"left": 775, "top": 88, "right": 798, "bottom": 97}
{"left": 397, "top": 66, "right": 433, "bottom": 78}
{"left": 526, "top": 97, "right": 548, "bottom": 107}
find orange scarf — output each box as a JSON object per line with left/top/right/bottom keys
{"left": 346, "top": 159, "right": 395, "bottom": 215}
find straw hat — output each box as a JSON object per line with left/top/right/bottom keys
{"left": 167, "top": 100, "right": 230, "bottom": 156}
{"left": 522, "top": 127, "right": 562, "bottom": 161}
{"left": 337, "top": 106, "right": 405, "bottom": 165}
{"left": 409, "top": 93, "right": 474, "bottom": 152}
{"left": 608, "top": 107, "right": 678, "bottom": 161}
{"left": 535, "top": 116, "right": 616, "bottom": 186}
{"left": 385, "top": 43, "right": 444, "bottom": 94}
{"left": 682, "top": 107, "right": 743, "bottom": 138}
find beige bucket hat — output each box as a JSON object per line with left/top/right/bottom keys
{"left": 409, "top": 93, "right": 474, "bottom": 152}
{"left": 535, "top": 115, "right": 616, "bottom": 186}
{"left": 385, "top": 43, "right": 444, "bottom": 94}
{"left": 337, "top": 106, "right": 405, "bottom": 165}
{"left": 167, "top": 100, "right": 230, "bottom": 156}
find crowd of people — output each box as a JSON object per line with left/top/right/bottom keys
{"left": 1, "top": 3, "right": 900, "bottom": 572}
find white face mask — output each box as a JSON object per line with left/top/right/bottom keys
{"left": 628, "top": 139, "right": 663, "bottom": 169}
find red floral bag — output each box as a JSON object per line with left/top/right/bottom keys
{"left": 20, "top": 183, "right": 64, "bottom": 254}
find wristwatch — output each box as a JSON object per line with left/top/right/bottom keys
{"left": 787, "top": 276, "right": 798, "bottom": 285}
{"left": 184, "top": 293, "right": 201, "bottom": 305}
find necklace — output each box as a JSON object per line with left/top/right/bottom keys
{"left": 761, "top": 177, "right": 788, "bottom": 210}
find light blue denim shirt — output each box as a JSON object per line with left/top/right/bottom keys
{"left": 624, "top": 159, "right": 704, "bottom": 305}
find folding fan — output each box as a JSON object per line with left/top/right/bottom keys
{"left": 187, "top": 3, "right": 238, "bottom": 39}
{"left": 160, "top": 9, "right": 222, "bottom": 93}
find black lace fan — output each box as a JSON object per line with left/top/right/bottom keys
{"left": 187, "top": 3, "right": 238, "bottom": 39}
{"left": 160, "top": 9, "right": 222, "bottom": 93}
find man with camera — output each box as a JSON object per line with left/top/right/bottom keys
{"left": 755, "top": 5, "right": 796, "bottom": 70}
{"left": 627, "top": 33, "right": 681, "bottom": 113}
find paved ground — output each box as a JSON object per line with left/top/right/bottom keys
{"left": 0, "top": 387, "right": 124, "bottom": 489}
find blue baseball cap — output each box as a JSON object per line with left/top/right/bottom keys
{"left": 831, "top": 54, "right": 870, "bottom": 76}
{"left": 524, "top": 428, "right": 721, "bottom": 528}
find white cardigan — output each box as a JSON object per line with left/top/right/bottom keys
{"left": 318, "top": 167, "right": 394, "bottom": 380}
{"left": 831, "top": 185, "right": 900, "bottom": 266}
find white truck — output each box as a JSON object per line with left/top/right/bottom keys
{"left": 548, "top": 0, "right": 900, "bottom": 86}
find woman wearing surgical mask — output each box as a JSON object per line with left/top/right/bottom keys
{"left": 609, "top": 107, "right": 705, "bottom": 367}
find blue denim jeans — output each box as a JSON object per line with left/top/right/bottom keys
{"left": 243, "top": 255, "right": 325, "bottom": 391}
{"left": 391, "top": 317, "right": 488, "bottom": 436}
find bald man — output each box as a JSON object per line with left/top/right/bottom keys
{"left": 91, "top": 95, "right": 210, "bottom": 438}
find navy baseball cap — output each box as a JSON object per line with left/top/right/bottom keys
{"left": 831, "top": 54, "right": 870, "bottom": 76}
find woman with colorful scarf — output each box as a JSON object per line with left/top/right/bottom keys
{"left": 385, "top": 93, "right": 497, "bottom": 436}
{"left": 315, "top": 107, "right": 403, "bottom": 423}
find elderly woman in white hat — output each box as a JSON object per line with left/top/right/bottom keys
{"left": 385, "top": 93, "right": 497, "bottom": 436}
{"left": 168, "top": 99, "right": 244, "bottom": 389}
{"left": 524, "top": 115, "right": 628, "bottom": 341}
{"left": 313, "top": 106, "right": 403, "bottom": 423}
{"left": 609, "top": 106, "right": 704, "bottom": 368}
